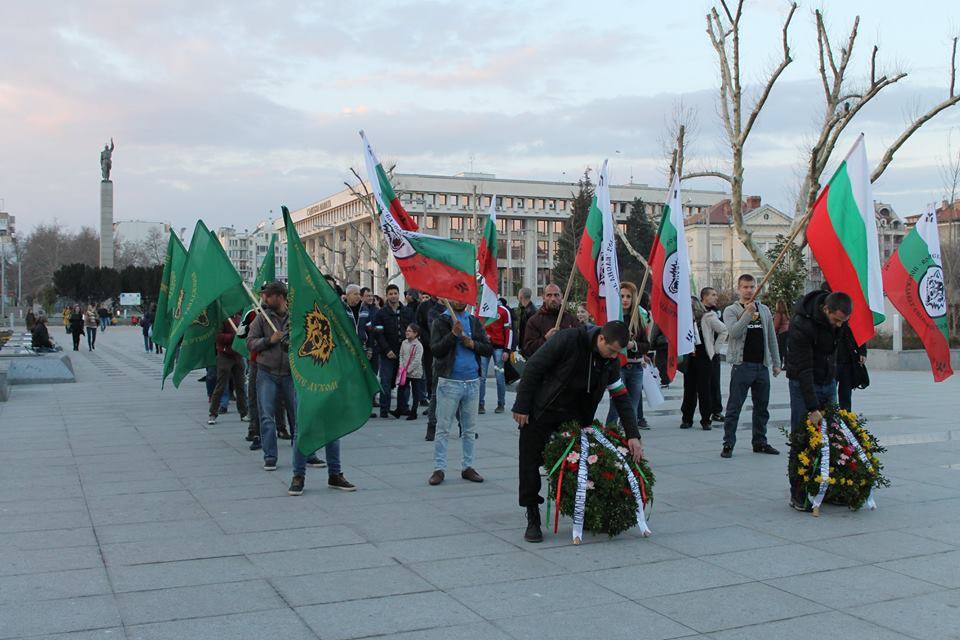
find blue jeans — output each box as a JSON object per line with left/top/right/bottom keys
{"left": 722, "top": 362, "right": 771, "bottom": 448}
{"left": 143, "top": 333, "right": 152, "bottom": 352}
{"left": 434, "top": 378, "right": 480, "bottom": 471}
{"left": 479, "top": 348, "right": 506, "bottom": 408}
{"left": 379, "top": 356, "right": 400, "bottom": 416}
{"left": 292, "top": 434, "right": 342, "bottom": 478}
{"left": 606, "top": 363, "right": 645, "bottom": 424}
{"left": 100, "top": 317, "right": 109, "bottom": 331}
{"left": 256, "top": 368, "right": 297, "bottom": 463}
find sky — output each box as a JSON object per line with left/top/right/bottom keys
{"left": 1, "top": 0, "right": 959, "bottom": 235}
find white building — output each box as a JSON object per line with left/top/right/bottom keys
{"left": 278, "top": 172, "right": 730, "bottom": 297}
{"left": 216, "top": 221, "right": 278, "bottom": 285}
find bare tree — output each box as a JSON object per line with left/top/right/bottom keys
{"left": 941, "top": 128, "right": 960, "bottom": 205}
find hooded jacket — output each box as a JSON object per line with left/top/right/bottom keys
{"left": 785, "top": 290, "right": 842, "bottom": 411}
{"left": 512, "top": 326, "right": 641, "bottom": 440}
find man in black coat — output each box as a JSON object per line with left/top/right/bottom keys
{"left": 512, "top": 321, "right": 645, "bottom": 543}
{"left": 785, "top": 289, "right": 852, "bottom": 512}
{"left": 373, "top": 284, "right": 416, "bottom": 418}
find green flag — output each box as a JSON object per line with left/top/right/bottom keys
{"left": 171, "top": 300, "right": 224, "bottom": 387}
{"left": 152, "top": 231, "right": 187, "bottom": 348}
{"left": 232, "top": 233, "right": 276, "bottom": 358}
{"left": 162, "top": 221, "right": 244, "bottom": 386}
{"left": 283, "top": 206, "right": 379, "bottom": 455}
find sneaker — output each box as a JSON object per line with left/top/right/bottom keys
{"left": 240, "top": 414, "right": 250, "bottom": 422}
{"left": 494, "top": 405, "right": 505, "bottom": 414}
{"left": 263, "top": 458, "right": 277, "bottom": 471}
{"left": 306, "top": 455, "right": 327, "bottom": 468}
{"left": 680, "top": 422, "right": 692, "bottom": 429}
{"left": 753, "top": 443, "right": 780, "bottom": 455}
{"left": 720, "top": 446, "right": 733, "bottom": 459}
{"left": 277, "top": 429, "right": 292, "bottom": 440}
{"left": 701, "top": 423, "right": 713, "bottom": 431}
{"left": 789, "top": 499, "right": 813, "bottom": 513}
{"left": 328, "top": 474, "right": 357, "bottom": 491}
{"left": 249, "top": 438, "right": 262, "bottom": 451}
{"left": 711, "top": 413, "right": 725, "bottom": 423}
{"left": 461, "top": 467, "right": 484, "bottom": 483}
{"left": 207, "top": 415, "right": 217, "bottom": 425}
{"left": 638, "top": 419, "right": 651, "bottom": 430}
{"left": 478, "top": 405, "right": 486, "bottom": 414}
{"left": 428, "top": 470, "right": 444, "bottom": 485}
{"left": 288, "top": 475, "right": 305, "bottom": 496}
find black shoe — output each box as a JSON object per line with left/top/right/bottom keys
{"left": 249, "top": 438, "right": 261, "bottom": 451}
{"left": 306, "top": 455, "right": 326, "bottom": 468}
{"left": 288, "top": 475, "right": 304, "bottom": 496}
{"left": 390, "top": 409, "right": 404, "bottom": 419}
{"left": 406, "top": 413, "right": 417, "bottom": 421}
{"left": 328, "top": 474, "right": 357, "bottom": 491}
{"left": 524, "top": 506, "right": 543, "bottom": 543}
{"left": 370, "top": 413, "right": 377, "bottom": 418}
{"left": 711, "top": 413, "right": 724, "bottom": 423}
{"left": 245, "top": 433, "right": 255, "bottom": 442}
{"left": 721, "top": 446, "right": 733, "bottom": 458}
{"left": 478, "top": 405, "right": 485, "bottom": 415}
{"left": 219, "top": 407, "right": 228, "bottom": 415}
{"left": 425, "top": 427, "right": 436, "bottom": 441}
{"left": 680, "top": 422, "right": 692, "bottom": 429}
{"left": 790, "top": 499, "right": 813, "bottom": 513}
{"left": 638, "top": 419, "right": 651, "bottom": 430}
{"left": 494, "top": 405, "right": 505, "bottom": 414}
{"left": 263, "top": 458, "right": 277, "bottom": 471}
{"left": 753, "top": 444, "right": 780, "bottom": 455}
{"left": 701, "top": 423, "right": 712, "bottom": 431}
{"left": 422, "top": 410, "right": 429, "bottom": 416}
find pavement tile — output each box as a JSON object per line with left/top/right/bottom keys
{"left": 408, "top": 550, "right": 566, "bottom": 590}
{"left": 116, "top": 579, "right": 283, "bottom": 625}
{"left": 246, "top": 543, "right": 397, "bottom": 577}
{"left": 816, "top": 529, "right": 955, "bottom": 562}
{"left": 0, "top": 546, "right": 104, "bottom": 577}
{"left": 0, "top": 594, "right": 121, "bottom": 639}
{"left": 766, "top": 564, "right": 945, "bottom": 608}
{"left": 448, "top": 574, "right": 626, "bottom": 619}
{"left": 296, "top": 591, "right": 482, "bottom": 640}
{"left": 651, "top": 525, "right": 788, "bottom": 557}
{"left": 706, "top": 610, "right": 911, "bottom": 640}
{"left": 374, "top": 531, "right": 519, "bottom": 563}
{"left": 125, "top": 608, "right": 317, "bottom": 640}
{"left": 107, "top": 556, "right": 260, "bottom": 593}
{"left": 0, "top": 567, "right": 111, "bottom": 604}
{"left": 851, "top": 589, "right": 960, "bottom": 640}
{"left": 495, "top": 600, "right": 695, "bottom": 640}
{"left": 876, "top": 550, "right": 960, "bottom": 588}
{"left": 584, "top": 557, "right": 753, "bottom": 598}
{"left": 271, "top": 565, "right": 436, "bottom": 606}
{"left": 701, "top": 542, "right": 859, "bottom": 580}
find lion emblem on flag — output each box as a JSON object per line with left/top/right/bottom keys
{"left": 299, "top": 303, "right": 335, "bottom": 365}
{"left": 191, "top": 309, "right": 209, "bottom": 326}
{"left": 919, "top": 265, "right": 946, "bottom": 318}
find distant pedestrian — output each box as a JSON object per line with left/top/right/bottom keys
{"left": 479, "top": 301, "right": 512, "bottom": 414}
{"left": 606, "top": 282, "right": 652, "bottom": 431}
{"left": 31, "top": 315, "right": 58, "bottom": 352}
{"left": 512, "top": 287, "right": 538, "bottom": 352}
{"left": 522, "top": 283, "right": 579, "bottom": 358}
{"left": 98, "top": 306, "right": 110, "bottom": 331}
{"left": 774, "top": 299, "right": 790, "bottom": 369}
{"left": 140, "top": 308, "right": 154, "bottom": 352}
{"left": 84, "top": 304, "right": 98, "bottom": 351}
{"left": 68, "top": 305, "right": 84, "bottom": 351}
{"left": 207, "top": 313, "right": 248, "bottom": 425}
{"left": 25, "top": 309, "right": 36, "bottom": 332}
{"left": 700, "top": 287, "right": 727, "bottom": 423}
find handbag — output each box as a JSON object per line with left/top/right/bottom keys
{"left": 851, "top": 360, "right": 870, "bottom": 389}
{"left": 396, "top": 343, "right": 417, "bottom": 387}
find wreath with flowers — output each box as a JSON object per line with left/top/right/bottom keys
{"left": 788, "top": 405, "right": 889, "bottom": 514}
{"left": 543, "top": 421, "right": 655, "bottom": 540}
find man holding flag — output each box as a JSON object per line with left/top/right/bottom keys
{"left": 475, "top": 196, "right": 511, "bottom": 414}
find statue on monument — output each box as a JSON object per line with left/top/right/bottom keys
{"left": 100, "top": 138, "right": 115, "bottom": 181}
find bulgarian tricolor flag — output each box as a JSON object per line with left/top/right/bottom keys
{"left": 882, "top": 205, "right": 953, "bottom": 382}
{"left": 360, "top": 130, "right": 478, "bottom": 306}
{"left": 475, "top": 196, "right": 499, "bottom": 323}
{"left": 807, "top": 134, "right": 885, "bottom": 345}
{"left": 575, "top": 159, "right": 621, "bottom": 325}
{"left": 649, "top": 171, "right": 695, "bottom": 379}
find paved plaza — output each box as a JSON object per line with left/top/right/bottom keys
{"left": 1, "top": 326, "right": 959, "bottom": 640}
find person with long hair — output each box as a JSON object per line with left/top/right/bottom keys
{"left": 606, "top": 282, "right": 652, "bottom": 430}
{"left": 68, "top": 304, "right": 84, "bottom": 351}
{"left": 84, "top": 304, "right": 98, "bottom": 350}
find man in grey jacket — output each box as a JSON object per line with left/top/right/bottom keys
{"left": 720, "top": 274, "right": 781, "bottom": 458}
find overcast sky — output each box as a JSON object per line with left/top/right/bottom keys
{"left": 2, "top": 0, "right": 958, "bottom": 235}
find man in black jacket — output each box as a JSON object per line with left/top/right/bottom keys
{"left": 512, "top": 321, "right": 645, "bottom": 542}
{"left": 373, "top": 284, "right": 416, "bottom": 418}
{"left": 785, "top": 289, "right": 852, "bottom": 511}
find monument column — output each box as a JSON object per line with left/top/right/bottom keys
{"left": 100, "top": 180, "right": 114, "bottom": 268}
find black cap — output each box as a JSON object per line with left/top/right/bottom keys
{"left": 262, "top": 281, "right": 287, "bottom": 298}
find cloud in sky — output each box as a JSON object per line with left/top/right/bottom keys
{"left": 1, "top": 0, "right": 958, "bottom": 235}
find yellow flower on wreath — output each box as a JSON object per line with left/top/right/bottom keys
{"left": 814, "top": 475, "right": 823, "bottom": 483}
{"left": 798, "top": 453, "right": 810, "bottom": 466}
{"left": 828, "top": 477, "right": 836, "bottom": 485}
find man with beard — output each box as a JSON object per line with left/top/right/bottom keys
{"left": 521, "top": 283, "right": 580, "bottom": 358}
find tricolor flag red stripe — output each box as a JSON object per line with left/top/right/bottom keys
{"left": 807, "top": 134, "right": 885, "bottom": 345}
{"left": 575, "top": 159, "right": 621, "bottom": 325}
{"left": 607, "top": 378, "right": 628, "bottom": 399}
{"left": 882, "top": 205, "right": 953, "bottom": 382}
{"left": 475, "top": 197, "right": 499, "bottom": 323}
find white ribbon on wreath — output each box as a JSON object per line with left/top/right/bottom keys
{"left": 571, "top": 429, "right": 590, "bottom": 544}
{"left": 591, "top": 428, "right": 652, "bottom": 537}
{"left": 809, "top": 418, "right": 878, "bottom": 515}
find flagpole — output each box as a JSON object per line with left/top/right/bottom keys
{"left": 630, "top": 265, "right": 651, "bottom": 335}
{"left": 227, "top": 316, "right": 239, "bottom": 333}
{"left": 242, "top": 282, "right": 278, "bottom": 333}
{"left": 555, "top": 267, "right": 578, "bottom": 331}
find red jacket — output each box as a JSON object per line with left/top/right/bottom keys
{"left": 215, "top": 314, "right": 241, "bottom": 360}
{"left": 484, "top": 305, "right": 514, "bottom": 349}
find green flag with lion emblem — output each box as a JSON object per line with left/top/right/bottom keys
{"left": 283, "top": 206, "right": 379, "bottom": 456}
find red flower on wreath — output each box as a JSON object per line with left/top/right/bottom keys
{"left": 849, "top": 460, "right": 858, "bottom": 471}
{"left": 622, "top": 486, "right": 632, "bottom": 495}
{"left": 568, "top": 463, "right": 579, "bottom": 474}
{"left": 601, "top": 471, "right": 615, "bottom": 481}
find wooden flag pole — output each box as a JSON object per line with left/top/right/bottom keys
{"left": 226, "top": 316, "right": 239, "bottom": 333}
{"left": 555, "top": 267, "right": 578, "bottom": 331}
{"left": 242, "top": 282, "right": 278, "bottom": 333}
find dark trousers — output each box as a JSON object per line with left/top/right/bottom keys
{"left": 379, "top": 357, "right": 400, "bottom": 416}
{"left": 710, "top": 354, "right": 723, "bottom": 415}
{"left": 788, "top": 378, "right": 838, "bottom": 503}
{"left": 518, "top": 420, "right": 562, "bottom": 507}
{"left": 71, "top": 330, "right": 82, "bottom": 350}
{"left": 722, "top": 362, "right": 771, "bottom": 448}
{"left": 209, "top": 354, "right": 248, "bottom": 418}
{"left": 397, "top": 378, "right": 425, "bottom": 416}
{"left": 85, "top": 327, "right": 97, "bottom": 349}
{"left": 681, "top": 353, "right": 713, "bottom": 426}
{"left": 836, "top": 363, "right": 854, "bottom": 411}
{"left": 421, "top": 345, "right": 433, "bottom": 402}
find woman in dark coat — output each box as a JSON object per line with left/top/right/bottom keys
{"left": 68, "top": 304, "right": 85, "bottom": 351}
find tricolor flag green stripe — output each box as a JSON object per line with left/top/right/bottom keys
{"left": 882, "top": 205, "right": 953, "bottom": 382}
{"left": 575, "top": 159, "right": 621, "bottom": 325}
{"left": 807, "top": 134, "right": 885, "bottom": 345}
{"left": 475, "top": 197, "right": 499, "bottom": 322}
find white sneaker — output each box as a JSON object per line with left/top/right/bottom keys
{"left": 207, "top": 416, "right": 217, "bottom": 425}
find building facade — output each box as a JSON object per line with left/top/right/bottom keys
{"left": 279, "top": 172, "right": 730, "bottom": 298}
{"left": 0, "top": 210, "right": 15, "bottom": 308}
{"left": 217, "top": 221, "right": 278, "bottom": 285}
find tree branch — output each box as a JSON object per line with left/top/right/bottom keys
{"left": 872, "top": 92, "right": 960, "bottom": 182}
{"left": 615, "top": 227, "right": 650, "bottom": 270}
{"left": 682, "top": 170, "right": 734, "bottom": 183}
{"left": 740, "top": 2, "right": 797, "bottom": 143}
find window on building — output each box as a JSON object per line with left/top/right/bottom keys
{"left": 552, "top": 240, "right": 560, "bottom": 257}
{"left": 537, "top": 220, "right": 548, "bottom": 234}
{"left": 537, "top": 268, "right": 551, "bottom": 290}
{"left": 510, "top": 267, "right": 524, "bottom": 295}
{"left": 547, "top": 199, "right": 556, "bottom": 210}
{"left": 526, "top": 198, "right": 535, "bottom": 209}
{"left": 552, "top": 221, "right": 563, "bottom": 233}
{"left": 511, "top": 239, "right": 524, "bottom": 260}
{"left": 427, "top": 193, "right": 436, "bottom": 206}
{"left": 504, "top": 196, "right": 514, "bottom": 208}
{"left": 516, "top": 199, "right": 525, "bottom": 209}
{"left": 483, "top": 195, "right": 492, "bottom": 207}
{"left": 425, "top": 215, "right": 438, "bottom": 230}
{"left": 450, "top": 216, "right": 464, "bottom": 231}
{"left": 511, "top": 219, "right": 524, "bottom": 232}
{"left": 537, "top": 239, "right": 549, "bottom": 259}
{"left": 449, "top": 194, "right": 458, "bottom": 207}
{"left": 558, "top": 200, "right": 567, "bottom": 211}
{"left": 618, "top": 223, "right": 628, "bottom": 234}
{"left": 497, "top": 238, "right": 507, "bottom": 257}
{"left": 438, "top": 194, "right": 447, "bottom": 206}
{"left": 496, "top": 196, "right": 503, "bottom": 208}
{"left": 496, "top": 217, "right": 507, "bottom": 233}
{"left": 535, "top": 199, "right": 544, "bottom": 210}
{"left": 710, "top": 242, "right": 723, "bottom": 262}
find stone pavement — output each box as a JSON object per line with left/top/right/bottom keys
{"left": 1, "top": 326, "right": 959, "bottom": 640}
